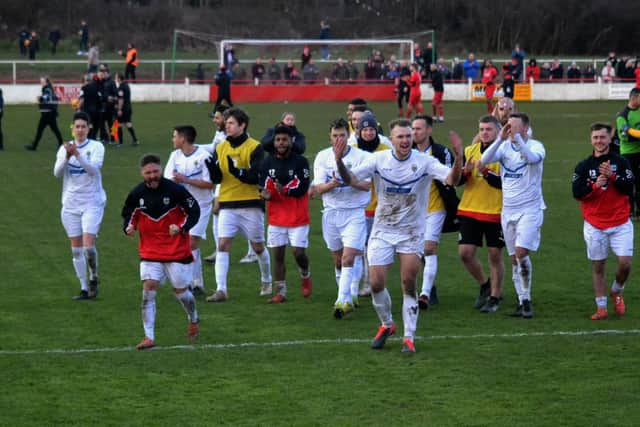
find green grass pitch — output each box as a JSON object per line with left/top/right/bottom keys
{"left": 0, "top": 99, "right": 639, "bottom": 426}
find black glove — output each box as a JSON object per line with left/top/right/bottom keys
{"left": 226, "top": 155, "right": 244, "bottom": 178}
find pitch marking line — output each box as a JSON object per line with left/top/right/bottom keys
{"left": 1, "top": 329, "right": 639, "bottom": 356}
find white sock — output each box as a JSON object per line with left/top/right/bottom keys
{"left": 611, "top": 280, "right": 624, "bottom": 294}
{"left": 256, "top": 248, "right": 272, "bottom": 283}
{"left": 350, "top": 256, "right": 362, "bottom": 297}
{"left": 402, "top": 293, "right": 419, "bottom": 340}
{"left": 247, "top": 240, "right": 255, "bottom": 256}
{"left": 595, "top": 296, "right": 607, "bottom": 308}
{"left": 176, "top": 289, "right": 198, "bottom": 323}
{"left": 215, "top": 251, "right": 230, "bottom": 293}
{"left": 275, "top": 280, "right": 287, "bottom": 296}
{"left": 372, "top": 288, "right": 393, "bottom": 327}
{"left": 192, "top": 248, "right": 203, "bottom": 288}
{"left": 72, "top": 247, "right": 88, "bottom": 291}
{"left": 141, "top": 289, "right": 157, "bottom": 340}
{"left": 335, "top": 267, "right": 341, "bottom": 288}
{"left": 512, "top": 264, "right": 524, "bottom": 303}
{"left": 83, "top": 246, "right": 98, "bottom": 281}
{"left": 212, "top": 215, "right": 219, "bottom": 251}
{"left": 518, "top": 256, "right": 532, "bottom": 300}
{"left": 421, "top": 254, "right": 437, "bottom": 297}
{"left": 338, "top": 266, "right": 353, "bottom": 303}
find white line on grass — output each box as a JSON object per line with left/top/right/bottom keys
{"left": 1, "top": 329, "right": 639, "bottom": 356}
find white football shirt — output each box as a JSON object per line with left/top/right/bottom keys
{"left": 351, "top": 149, "right": 450, "bottom": 244}
{"left": 164, "top": 146, "right": 214, "bottom": 205}
{"left": 313, "top": 145, "right": 371, "bottom": 210}
{"left": 53, "top": 139, "right": 106, "bottom": 209}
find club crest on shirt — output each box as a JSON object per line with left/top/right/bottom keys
{"left": 289, "top": 169, "right": 294, "bottom": 176}
{"left": 411, "top": 164, "right": 418, "bottom": 173}
{"left": 163, "top": 197, "right": 170, "bottom": 205}
{"left": 139, "top": 198, "right": 145, "bottom": 206}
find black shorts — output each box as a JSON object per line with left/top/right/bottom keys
{"left": 119, "top": 107, "right": 132, "bottom": 123}
{"left": 458, "top": 215, "right": 505, "bottom": 248}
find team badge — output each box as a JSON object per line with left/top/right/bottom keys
{"left": 411, "top": 164, "right": 418, "bottom": 172}
{"left": 289, "top": 169, "right": 294, "bottom": 176}
{"left": 163, "top": 197, "right": 170, "bottom": 205}
{"left": 139, "top": 198, "right": 145, "bottom": 206}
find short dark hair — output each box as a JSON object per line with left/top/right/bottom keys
{"left": 412, "top": 114, "right": 433, "bottom": 127}
{"left": 630, "top": 87, "right": 640, "bottom": 99}
{"left": 388, "top": 118, "right": 412, "bottom": 131}
{"left": 140, "top": 153, "right": 161, "bottom": 168}
{"left": 479, "top": 115, "right": 501, "bottom": 127}
{"left": 590, "top": 122, "right": 613, "bottom": 133}
{"left": 224, "top": 107, "right": 250, "bottom": 130}
{"left": 509, "top": 112, "right": 530, "bottom": 126}
{"left": 352, "top": 105, "right": 367, "bottom": 114}
{"left": 349, "top": 98, "right": 367, "bottom": 106}
{"left": 72, "top": 111, "right": 91, "bottom": 124}
{"left": 330, "top": 118, "right": 350, "bottom": 132}
{"left": 115, "top": 72, "right": 125, "bottom": 81}
{"left": 173, "top": 125, "right": 197, "bottom": 144}
{"left": 274, "top": 125, "right": 293, "bottom": 137}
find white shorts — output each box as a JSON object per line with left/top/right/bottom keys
{"left": 140, "top": 261, "right": 193, "bottom": 289}
{"left": 61, "top": 204, "right": 105, "bottom": 237}
{"left": 367, "top": 235, "right": 424, "bottom": 266}
{"left": 218, "top": 208, "right": 265, "bottom": 242}
{"left": 501, "top": 209, "right": 544, "bottom": 256}
{"left": 424, "top": 210, "right": 446, "bottom": 242}
{"left": 189, "top": 201, "right": 212, "bottom": 239}
{"left": 584, "top": 220, "right": 634, "bottom": 260}
{"left": 322, "top": 208, "right": 367, "bottom": 252}
{"left": 267, "top": 224, "right": 310, "bottom": 248}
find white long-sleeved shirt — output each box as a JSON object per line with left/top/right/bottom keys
{"left": 53, "top": 139, "right": 106, "bottom": 210}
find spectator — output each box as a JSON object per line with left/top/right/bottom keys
{"left": 283, "top": 59, "right": 296, "bottom": 81}
{"left": 567, "top": 61, "right": 581, "bottom": 82}
{"left": 452, "top": 57, "right": 463, "bottom": 81}
{"left": 502, "top": 73, "right": 515, "bottom": 99}
{"left": 539, "top": 62, "right": 551, "bottom": 80}
{"left": 622, "top": 59, "right": 636, "bottom": 80}
{"left": 600, "top": 61, "right": 616, "bottom": 82}
{"left": 635, "top": 62, "right": 640, "bottom": 88}
{"left": 347, "top": 59, "right": 359, "bottom": 82}
{"left": 385, "top": 56, "right": 400, "bottom": 81}
{"left": 77, "top": 19, "right": 89, "bottom": 56}
{"left": 48, "top": 27, "right": 61, "bottom": 55}
{"left": 583, "top": 64, "right": 596, "bottom": 81}
{"left": 421, "top": 41, "right": 436, "bottom": 78}
{"left": 301, "top": 45, "right": 311, "bottom": 68}
{"left": 0, "top": 87, "right": 3, "bottom": 150}
{"left": 436, "top": 58, "right": 451, "bottom": 80}
{"left": 604, "top": 51, "right": 618, "bottom": 69}
{"left": 223, "top": 44, "right": 237, "bottom": 68}
{"left": 251, "top": 57, "right": 266, "bottom": 83}
{"left": 27, "top": 31, "right": 40, "bottom": 61}
{"left": 463, "top": 53, "right": 481, "bottom": 80}
{"left": 331, "top": 58, "right": 350, "bottom": 82}
{"left": 413, "top": 43, "right": 423, "bottom": 70}
{"left": 372, "top": 50, "right": 385, "bottom": 78}
{"left": 303, "top": 59, "right": 320, "bottom": 83}
{"left": 119, "top": 43, "right": 138, "bottom": 82}
{"left": 364, "top": 58, "right": 378, "bottom": 82}
{"left": 550, "top": 59, "right": 564, "bottom": 80}
{"left": 526, "top": 59, "right": 541, "bottom": 81}
{"left": 319, "top": 20, "right": 330, "bottom": 60}
{"left": 508, "top": 57, "right": 522, "bottom": 81}
{"left": 231, "top": 63, "right": 247, "bottom": 82}
{"left": 267, "top": 58, "right": 281, "bottom": 83}
{"left": 616, "top": 56, "right": 629, "bottom": 79}
{"left": 18, "top": 27, "right": 29, "bottom": 57}
{"left": 214, "top": 65, "right": 232, "bottom": 108}
{"left": 194, "top": 63, "right": 205, "bottom": 84}
{"left": 511, "top": 44, "right": 525, "bottom": 80}
{"left": 87, "top": 43, "right": 99, "bottom": 76}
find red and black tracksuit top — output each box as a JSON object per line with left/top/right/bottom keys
{"left": 572, "top": 151, "right": 634, "bottom": 229}
{"left": 121, "top": 177, "right": 200, "bottom": 262}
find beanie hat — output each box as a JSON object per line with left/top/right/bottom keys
{"left": 359, "top": 111, "right": 378, "bottom": 132}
